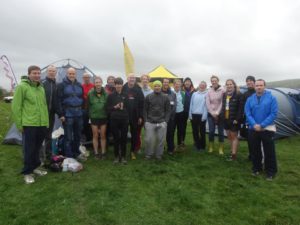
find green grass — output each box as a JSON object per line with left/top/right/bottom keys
{"left": 0, "top": 101, "right": 300, "bottom": 225}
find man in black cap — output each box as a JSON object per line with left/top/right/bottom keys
{"left": 241, "top": 75, "right": 257, "bottom": 161}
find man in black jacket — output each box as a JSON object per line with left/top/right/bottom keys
{"left": 122, "top": 73, "right": 144, "bottom": 160}
{"left": 41, "top": 65, "right": 57, "bottom": 163}
{"left": 241, "top": 75, "right": 256, "bottom": 161}
{"left": 161, "top": 78, "right": 177, "bottom": 155}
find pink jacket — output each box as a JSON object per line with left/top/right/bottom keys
{"left": 206, "top": 86, "right": 225, "bottom": 116}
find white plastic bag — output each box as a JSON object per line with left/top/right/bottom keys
{"left": 62, "top": 158, "right": 83, "bottom": 172}
{"left": 79, "top": 145, "right": 90, "bottom": 157}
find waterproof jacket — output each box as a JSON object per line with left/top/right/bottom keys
{"left": 122, "top": 83, "right": 144, "bottom": 121}
{"left": 56, "top": 77, "right": 84, "bottom": 118}
{"left": 162, "top": 88, "right": 177, "bottom": 120}
{"left": 12, "top": 76, "right": 49, "bottom": 129}
{"left": 42, "top": 77, "right": 57, "bottom": 114}
{"left": 106, "top": 91, "right": 129, "bottom": 120}
{"left": 220, "top": 91, "right": 243, "bottom": 123}
{"left": 245, "top": 90, "right": 278, "bottom": 130}
{"left": 206, "top": 86, "right": 224, "bottom": 116}
{"left": 144, "top": 91, "right": 171, "bottom": 123}
{"left": 87, "top": 87, "right": 108, "bottom": 119}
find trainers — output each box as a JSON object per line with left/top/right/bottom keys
{"left": 266, "top": 175, "right": 274, "bottom": 181}
{"left": 113, "top": 158, "right": 120, "bottom": 164}
{"left": 24, "top": 174, "right": 35, "bottom": 184}
{"left": 252, "top": 171, "right": 260, "bottom": 177}
{"left": 131, "top": 152, "right": 136, "bottom": 160}
{"left": 33, "top": 169, "right": 47, "bottom": 176}
{"left": 121, "top": 158, "right": 127, "bottom": 165}
{"left": 77, "top": 154, "right": 87, "bottom": 162}
{"left": 145, "top": 156, "right": 152, "bottom": 160}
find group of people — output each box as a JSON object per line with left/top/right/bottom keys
{"left": 11, "top": 65, "right": 278, "bottom": 184}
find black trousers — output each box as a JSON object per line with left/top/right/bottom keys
{"left": 182, "top": 111, "right": 189, "bottom": 143}
{"left": 249, "top": 130, "right": 277, "bottom": 176}
{"left": 174, "top": 111, "right": 185, "bottom": 145}
{"left": 129, "top": 119, "right": 138, "bottom": 153}
{"left": 111, "top": 119, "right": 128, "bottom": 158}
{"left": 166, "top": 118, "right": 175, "bottom": 152}
{"left": 82, "top": 109, "right": 92, "bottom": 143}
{"left": 22, "top": 126, "right": 47, "bottom": 175}
{"left": 191, "top": 114, "right": 206, "bottom": 149}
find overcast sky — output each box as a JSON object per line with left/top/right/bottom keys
{"left": 1, "top": 0, "right": 300, "bottom": 89}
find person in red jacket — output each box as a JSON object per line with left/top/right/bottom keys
{"left": 82, "top": 73, "right": 94, "bottom": 144}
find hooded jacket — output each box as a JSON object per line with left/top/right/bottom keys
{"left": 122, "top": 83, "right": 144, "bottom": 121}
{"left": 12, "top": 76, "right": 49, "bottom": 129}
{"left": 245, "top": 90, "right": 278, "bottom": 130}
{"left": 206, "top": 85, "right": 225, "bottom": 116}
{"left": 87, "top": 87, "right": 108, "bottom": 119}
{"left": 189, "top": 90, "right": 208, "bottom": 121}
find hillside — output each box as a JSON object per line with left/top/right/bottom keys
{"left": 267, "top": 79, "right": 300, "bottom": 89}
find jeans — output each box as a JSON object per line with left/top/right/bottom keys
{"left": 63, "top": 116, "right": 83, "bottom": 158}
{"left": 207, "top": 113, "right": 224, "bottom": 142}
{"left": 22, "top": 126, "right": 47, "bottom": 175}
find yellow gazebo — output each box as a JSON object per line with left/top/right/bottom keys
{"left": 148, "top": 65, "right": 179, "bottom": 81}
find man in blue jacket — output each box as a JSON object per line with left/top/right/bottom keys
{"left": 57, "top": 67, "right": 85, "bottom": 161}
{"left": 245, "top": 79, "right": 278, "bottom": 181}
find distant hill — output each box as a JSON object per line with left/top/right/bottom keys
{"left": 267, "top": 79, "right": 300, "bottom": 89}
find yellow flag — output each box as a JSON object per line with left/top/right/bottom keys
{"left": 123, "top": 37, "right": 135, "bottom": 76}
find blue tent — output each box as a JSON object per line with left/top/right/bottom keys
{"left": 240, "top": 87, "right": 300, "bottom": 138}
{"left": 3, "top": 59, "right": 95, "bottom": 145}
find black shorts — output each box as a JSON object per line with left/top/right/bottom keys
{"left": 90, "top": 118, "right": 107, "bottom": 126}
{"left": 224, "top": 119, "right": 240, "bottom": 132}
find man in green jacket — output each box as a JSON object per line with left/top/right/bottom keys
{"left": 12, "top": 65, "right": 49, "bottom": 184}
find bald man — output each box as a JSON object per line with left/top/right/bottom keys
{"left": 57, "top": 67, "right": 86, "bottom": 161}
{"left": 122, "top": 73, "right": 144, "bottom": 160}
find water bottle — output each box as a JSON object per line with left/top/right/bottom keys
{"left": 62, "top": 163, "right": 68, "bottom": 172}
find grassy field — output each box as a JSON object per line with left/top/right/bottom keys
{"left": 0, "top": 101, "right": 300, "bottom": 225}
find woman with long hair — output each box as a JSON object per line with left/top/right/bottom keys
{"left": 206, "top": 75, "right": 225, "bottom": 154}
{"left": 221, "top": 79, "right": 243, "bottom": 160}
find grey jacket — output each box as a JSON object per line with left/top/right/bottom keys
{"left": 162, "top": 88, "right": 176, "bottom": 121}
{"left": 144, "top": 91, "right": 171, "bottom": 123}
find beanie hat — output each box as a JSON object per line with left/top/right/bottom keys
{"left": 153, "top": 80, "right": 162, "bottom": 87}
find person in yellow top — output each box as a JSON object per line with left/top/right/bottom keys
{"left": 221, "top": 79, "right": 243, "bottom": 161}
{"left": 12, "top": 65, "right": 49, "bottom": 184}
